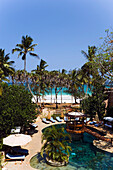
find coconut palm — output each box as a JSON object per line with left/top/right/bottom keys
{"left": 41, "top": 125, "right": 72, "bottom": 163}
{"left": 81, "top": 46, "right": 98, "bottom": 96}
{"left": 31, "top": 59, "right": 49, "bottom": 103}
{"left": 66, "top": 69, "right": 83, "bottom": 103}
{"left": 0, "top": 49, "right": 14, "bottom": 79}
{"left": 12, "top": 35, "right": 39, "bottom": 71}
{"left": 0, "top": 49, "right": 14, "bottom": 95}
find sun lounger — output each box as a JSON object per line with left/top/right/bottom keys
{"left": 89, "top": 121, "right": 97, "bottom": 125}
{"left": 12, "top": 147, "right": 28, "bottom": 155}
{"left": 94, "top": 121, "right": 103, "bottom": 127}
{"left": 56, "top": 116, "right": 62, "bottom": 122}
{"left": 104, "top": 123, "right": 112, "bottom": 129}
{"left": 6, "top": 153, "right": 25, "bottom": 160}
{"left": 64, "top": 116, "right": 68, "bottom": 122}
{"left": 31, "top": 123, "right": 38, "bottom": 128}
{"left": 11, "top": 126, "right": 21, "bottom": 134}
{"left": 42, "top": 118, "right": 51, "bottom": 124}
{"left": 50, "top": 117, "right": 56, "bottom": 123}
{"left": 84, "top": 118, "right": 90, "bottom": 124}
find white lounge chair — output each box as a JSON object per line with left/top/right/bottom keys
{"left": 84, "top": 118, "right": 90, "bottom": 124}
{"left": 11, "top": 126, "right": 21, "bottom": 134}
{"left": 12, "top": 147, "right": 28, "bottom": 155}
{"left": 42, "top": 118, "right": 51, "bottom": 124}
{"left": 64, "top": 116, "right": 68, "bottom": 122}
{"left": 6, "top": 153, "right": 25, "bottom": 160}
{"left": 56, "top": 116, "right": 62, "bottom": 122}
{"left": 50, "top": 117, "right": 56, "bottom": 123}
{"left": 104, "top": 123, "right": 112, "bottom": 128}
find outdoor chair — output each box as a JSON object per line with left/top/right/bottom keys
{"left": 42, "top": 118, "right": 51, "bottom": 124}
{"left": 94, "top": 121, "right": 103, "bottom": 127}
{"left": 50, "top": 117, "right": 56, "bottom": 123}
{"left": 5, "top": 153, "right": 25, "bottom": 161}
{"left": 12, "top": 147, "right": 28, "bottom": 155}
{"left": 56, "top": 116, "right": 62, "bottom": 122}
{"left": 89, "top": 121, "right": 97, "bottom": 125}
{"left": 64, "top": 116, "right": 68, "bottom": 122}
{"left": 84, "top": 117, "right": 90, "bottom": 124}
{"left": 104, "top": 123, "right": 112, "bottom": 129}
{"left": 11, "top": 126, "right": 21, "bottom": 134}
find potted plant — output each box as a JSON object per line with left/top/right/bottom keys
{"left": 41, "top": 125, "right": 72, "bottom": 167}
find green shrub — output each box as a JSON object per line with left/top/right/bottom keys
{"left": 0, "top": 83, "right": 37, "bottom": 138}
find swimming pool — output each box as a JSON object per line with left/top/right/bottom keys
{"left": 30, "top": 124, "right": 113, "bottom": 170}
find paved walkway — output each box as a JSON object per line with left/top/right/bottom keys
{"left": 3, "top": 118, "right": 65, "bottom": 170}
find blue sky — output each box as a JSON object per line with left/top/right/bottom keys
{"left": 0, "top": 0, "right": 113, "bottom": 72}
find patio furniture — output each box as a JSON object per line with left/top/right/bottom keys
{"left": 56, "top": 116, "right": 62, "bottom": 122}
{"left": 94, "top": 121, "right": 103, "bottom": 127}
{"left": 89, "top": 121, "right": 97, "bottom": 125}
{"left": 11, "top": 126, "right": 21, "bottom": 134}
{"left": 64, "top": 116, "right": 68, "bottom": 122}
{"left": 104, "top": 123, "right": 112, "bottom": 129}
{"left": 12, "top": 147, "right": 28, "bottom": 155}
{"left": 50, "top": 117, "right": 56, "bottom": 123}
{"left": 42, "top": 118, "right": 51, "bottom": 124}
{"left": 31, "top": 123, "right": 38, "bottom": 128}
{"left": 84, "top": 117, "right": 90, "bottom": 124}
{"left": 5, "top": 153, "right": 25, "bottom": 160}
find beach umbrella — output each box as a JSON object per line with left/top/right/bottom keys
{"left": 3, "top": 134, "right": 32, "bottom": 147}
{"left": 68, "top": 112, "right": 84, "bottom": 117}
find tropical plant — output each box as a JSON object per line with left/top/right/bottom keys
{"left": 81, "top": 77, "right": 108, "bottom": 120}
{"left": 31, "top": 59, "right": 49, "bottom": 103}
{"left": 41, "top": 125, "right": 72, "bottom": 163}
{"left": 95, "top": 29, "right": 113, "bottom": 80}
{"left": 0, "top": 83, "right": 37, "bottom": 138}
{"left": 81, "top": 46, "right": 98, "bottom": 96}
{"left": 66, "top": 69, "right": 84, "bottom": 103}
{"left": 0, "top": 49, "right": 14, "bottom": 95}
{"left": 12, "top": 35, "right": 39, "bottom": 71}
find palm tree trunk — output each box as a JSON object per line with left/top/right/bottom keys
{"left": 24, "top": 57, "right": 26, "bottom": 71}
{"left": 55, "top": 87, "right": 58, "bottom": 109}
{"left": 61, "top": 89, "right": 62, "bottom": 104}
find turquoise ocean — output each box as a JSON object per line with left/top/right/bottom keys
{"left": 8, "top": 83, "right": 92, "bottom": 96}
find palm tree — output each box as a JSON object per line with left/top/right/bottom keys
{"left": 81, "top": 46, "right": 98, "bottom": 96}
{"left": 31, "top": 59, "right": 49, "bottom": 103}
{"left": 41, "top": 125, "right": 72, "bottom": 164}
{"left": 0, "top": 49, "right": 14, "bottom": 95}
{"left": 0, "top": 49, "right": 14, "bottom": 79}
{"left": 12, "top": 35, "right": 39, "bottom": 71}
{"left": 66, "top": 69, "right": 83, "bottom": 103}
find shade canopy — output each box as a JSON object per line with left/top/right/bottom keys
{"left": 3, "top": 134, "right": 32, "bottom": 147}
{"left": 68, "top": 112, "right": 84, "bottom": 116}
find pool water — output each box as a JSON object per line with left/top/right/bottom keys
{"left": 30, "top": 125, "right": 113, "bottom": 170}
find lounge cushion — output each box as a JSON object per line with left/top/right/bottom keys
{"left": 56, "top": 117, "right": 62, "bottom": 122}
{"left": 6, "top": 153, "right": 25, "bottom": 160}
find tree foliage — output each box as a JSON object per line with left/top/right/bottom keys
{"left": 0, "top": 83, "right": 37, "bottom": 138}
{"left": 12, "top": 35, "right": 39, "bottom": 71}
{"left": 81, "top": 78, "right": 108, "bottom": 120}
{"left": 41, "top": 125, "right": 72, "bottom": 162}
